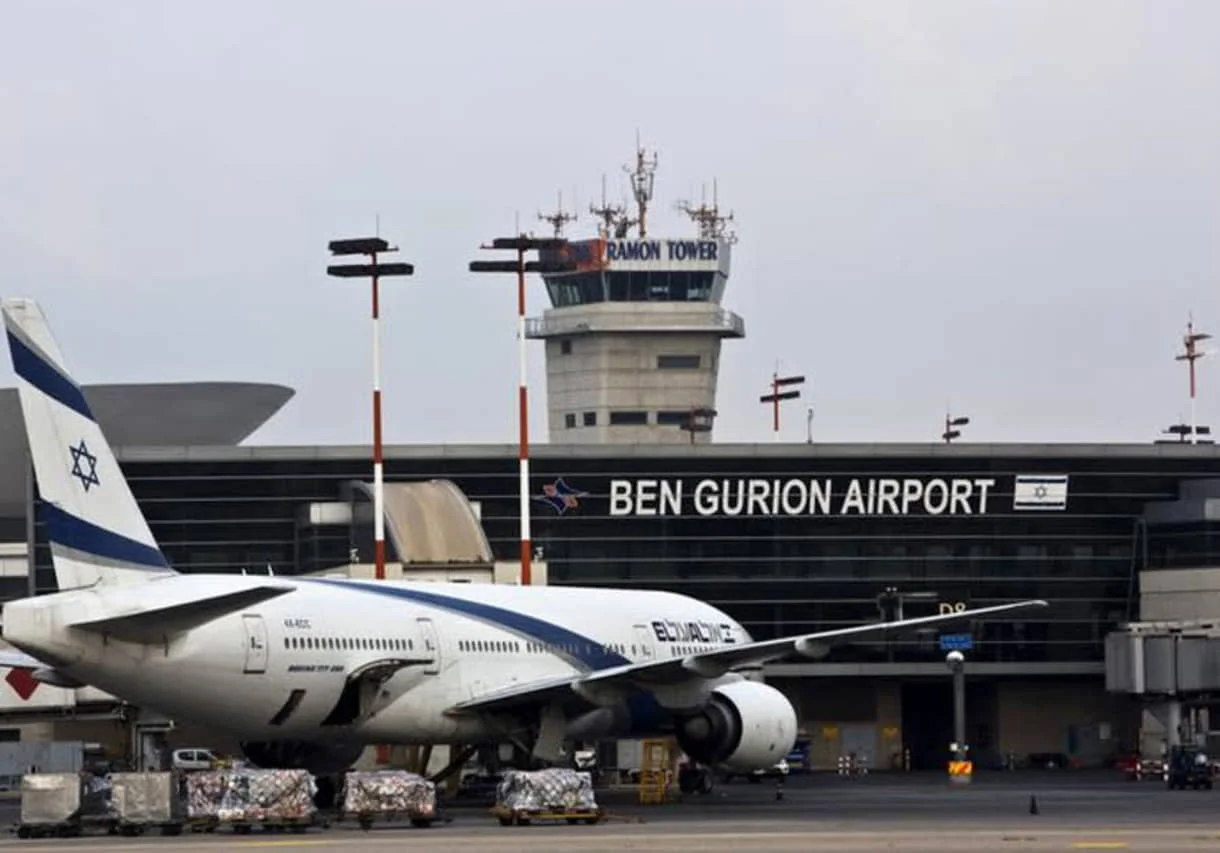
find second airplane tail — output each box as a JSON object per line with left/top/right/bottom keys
{"left": 2, "top": 298, "right": 175, "bottom": 590}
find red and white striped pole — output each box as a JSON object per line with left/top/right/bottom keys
{"left": 468, "top": 235, "right": 573, "bottom": 586}
{"left": 516, "top": 246, "right": 532, "bottom": 586}
{"left": 327, "top": 236, "right": 412, "bottom": 584}
{"left": 371, "top": 251, "right": 386, "bottom": 580}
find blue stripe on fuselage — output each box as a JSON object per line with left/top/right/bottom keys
{"left": 6, "top": 330, "right": 95, "bottom": 421}
{"left": 304, "top": 578, "right": 631, "bottom": 672}
{"left": 42, "top": 503, "right": 170, "bottom": 570}
{"left": 309, "top": 578, "right": 676, "bottom": 735}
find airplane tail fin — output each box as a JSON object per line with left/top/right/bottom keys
{"left": 2, "top": 298, "right": 175, "bottom": 590}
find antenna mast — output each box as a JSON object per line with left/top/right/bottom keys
{"left": 1176, "top": 314, "right": 1212, "bottom": 445}
{"left": 589, "top": 174, "right": 627, "bottom": 239}
{"left": 623, "top": 133, "right": 658, "bottom": 238}
{"left": 677, "top": 178, "right": 737, "bottom": 242}
{"left": 538, "top": 190, "right": 577, "bottom": 238}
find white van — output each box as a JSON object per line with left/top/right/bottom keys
{"left": 171, "top": 748, "right": 223, "bottom": 772}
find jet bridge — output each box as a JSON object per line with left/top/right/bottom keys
{"left": 1105, "top": 620, "right": 1220, "bottom": 749}
{"left": 301, "top": 478, "right": 545, "bottom": 584}
{"left": 349, "top": 478, "right": 493, "bottom": 568}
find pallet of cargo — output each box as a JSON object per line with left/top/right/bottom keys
{"left": 337, "top": 769, "right": 439, "bottom": 830}
{"left": 490, "top": 805, "right": 605, "bottom": 826}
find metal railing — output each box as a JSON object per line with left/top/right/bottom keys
{"left": 524, "top": 308, "right": 745, "bottom": 339}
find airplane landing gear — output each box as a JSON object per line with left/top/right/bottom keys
{"left": 677, "top": 764, "right": 714, "bottom": 795}
{"left": 313, "top": 775, "right": 338, "bottom": 811}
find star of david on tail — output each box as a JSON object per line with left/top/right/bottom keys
{"left": 69, "top": 440, "right": 99, "bottom": 492}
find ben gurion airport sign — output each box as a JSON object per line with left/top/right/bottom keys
{"left": 601, "top": 474, "right": 1070, "bottom": 517}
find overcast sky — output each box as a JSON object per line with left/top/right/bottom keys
{"left": 2, "top": 0, "right": 1218, "bottom": 446}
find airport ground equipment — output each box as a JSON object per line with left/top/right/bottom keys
{"left": 337, "top": 769, "right": 438, "bottom": 830}
{"left": 638, "top": 739, "right": 671, "bottom": 804}
{"left": 107, "top": 772, "right": 184, "bottom": 836}
{"left": 491, "top": 767, "right": 602, "bottom": 826}
{"left": 14, "top": 772, "right": 116, "bottom": 838}
{"left": 1166, "top": 746, "right": 1213, "bottom": 790}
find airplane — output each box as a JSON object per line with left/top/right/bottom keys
{"left": 0, "top": 297, "right": 1046, "bottom": 801}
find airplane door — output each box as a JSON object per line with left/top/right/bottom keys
{"left": 632, "top": 624, "right": 656, "bottom": 662}
{"left": 242, "top": 614, "right": 269, "bottom": 674}
{"left": 416, "top": 617, "right": 440, "bottom": 675}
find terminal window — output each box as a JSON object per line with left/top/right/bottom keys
{"left": 657, "top": 411, "right": 691, "bottom": 425}
{"left": 564, "top": 414, "right": 576, "bottom": 429}
{"left": 657, "top": 354, "right": 701, "bottom": 369}
{"left": 609, "top": 411, "right": 648, "bottom": 426}
{"left": 583, "top": 411, "right": 597, "bottom": 426}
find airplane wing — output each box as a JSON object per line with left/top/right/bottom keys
{"left": 449, "top": 599, "right": 1047, "bottom": 714}
{"left": 0, "top": 648, "right": 85, "bottom": 687}
{"left": 0, "top": 649, "right": 44, "bottom": 670}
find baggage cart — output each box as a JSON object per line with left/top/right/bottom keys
{"left": 490, "top": 803, "right": 604, "bottom": 826}
{"left": 14, "top": 772, "right": 115, "bottom": 838}
{"left": 492, "top": 768, "right": 602, "bottom": 826}
{"left": 338, "top": 770, "right": 438, "bottom": 830}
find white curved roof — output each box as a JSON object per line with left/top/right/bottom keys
{"left": 0, "top": 382, "right": 294, "bottom": 516}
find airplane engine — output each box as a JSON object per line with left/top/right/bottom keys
{"left": 238, "top": 740, "right": 364, "bottom": 776}
{"left": 673, "top": 680, "right": 797, "bottom": 772}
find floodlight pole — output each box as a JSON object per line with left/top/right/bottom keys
{"left": 327, "top": 237, "right": 415, "bottom": 581}
{"left": 943, "top": 413, "right": 970, "bottom": 444}
{"left": 1176, "top": 316, "right": 1211, "bottom": 445}
{"left": 759, "top": 371, "right": 805, "bottom": 437}
{"left": 469, "top": 237, "right": 573, "bottom": 585}
{"left": 514, "top": 244, "right": 530, "bottom": 586}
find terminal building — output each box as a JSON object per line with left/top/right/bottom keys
{"left": 1, "top": 145, "right": 1218, "bottom": 774}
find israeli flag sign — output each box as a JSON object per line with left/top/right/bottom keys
{"left": 1013, "top": 475, "right": 1069, "bottom": 511}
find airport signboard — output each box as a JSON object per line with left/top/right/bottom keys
{"left": 939, "top": 633, "right": 974, "bottom": 652}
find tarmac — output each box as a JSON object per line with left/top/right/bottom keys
{"left": 0, "top": 771, "right": 1217, "bottom": 851}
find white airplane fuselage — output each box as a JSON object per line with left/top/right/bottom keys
{"left": 4, "top": 572, "right": 749, "bottom": 745}
{"left": 0, "top": 296, "right": 1045, "bottom": 781}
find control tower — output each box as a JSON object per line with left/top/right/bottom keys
{"left": 526, "top": 143, "right": 745, "bottom": 444}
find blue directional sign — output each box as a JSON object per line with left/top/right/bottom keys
{"left": 939, "top": 633, "right": 974, "bottom": 652}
